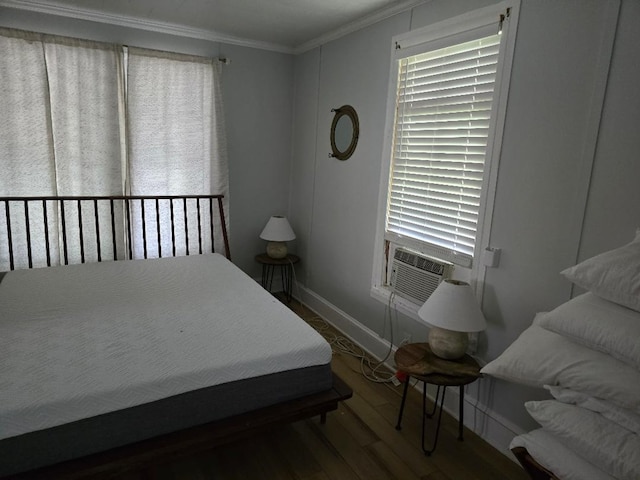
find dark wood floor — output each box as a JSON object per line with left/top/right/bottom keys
{"left": 124, "top": 298, "right": 527, "bottom": 480}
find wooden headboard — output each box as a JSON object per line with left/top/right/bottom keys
{"left": 0, "top": 195, "right": 230, "bottom": 271}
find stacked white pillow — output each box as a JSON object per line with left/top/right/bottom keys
{"left": 560, "top": 229, "right": 640, "bottom": 312}
{"left": 481, "top": 231, "right": 640, "bottom": 479}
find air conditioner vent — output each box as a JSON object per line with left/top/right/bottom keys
{"left": 394, "top": 249, "right": 446, "bottom": 276}
{"left": 388, "top": 246, "right": 453, "bottom": 305}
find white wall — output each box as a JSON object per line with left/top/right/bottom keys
{"left": 290, "top": 0, "right": 638, "bottom": 450}
{"left": 0, "top": 6, "right": 294, "bottom": 275}
{"left": 221, "top": 44, "right": 294, "bottom": 274}
{"left": 293, "top": 13, "right": 412, "bottom": 336}
{"left": 578, "top": 0, "right": 640, "bottom": 259}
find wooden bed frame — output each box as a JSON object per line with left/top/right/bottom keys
{"left": 4, "top": 375, "right": 352, "bottom": 480}
{"left": 0, "top": 195, "right": 231, "bottom": 269}
{"left": 0, "top": 195, "right": 353, "bottom": 479}
{"left": 511, "top": 447, "right": 560, "bottom": 480}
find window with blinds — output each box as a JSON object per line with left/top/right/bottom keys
{"left": 385, "top": 33, "right": 502, "bottom": 267}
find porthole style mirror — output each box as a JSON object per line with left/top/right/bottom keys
{"left": 330, "top": 105, "right": 359, "bottom": 161}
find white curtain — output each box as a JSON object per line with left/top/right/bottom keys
{"left": 0, "top": 29, "right": 228, "bottom": 270}
{"left": 127, "top": 47, "right": 228, "bottom": 258}
{"left": 44, "top": 36, "right": 125, "bottom": 196}
{"left": 45, "top": 36, "right": 126, "bottom": 264}
{"left": 0, "top": 31, "right": 126, "bottom": 269}
{"left": 0, "top": 29, "right": 55, "bottom": 197}
{"left": 0, "top": 30, "right": 57, "bottom": 270}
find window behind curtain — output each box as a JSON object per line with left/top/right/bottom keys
{"left": 0, "top": 29, "right": 56, "bottom": 198}
{"left": 0, "top": 29, "right": 228, "bottom": 270}
{"left": 386, "top": 33, "right": 502, "bottom": 268}
{"left": 45, "top": 37, "right": 126, "bottom": 263}
{"left": 0, "top": 30, "right": 57, "bottom": 269}
{"left": 0, "top": 30, "right": 125, "bottom": 268}
{"left": 127, "top": 48, "right": 228, "bottom": 259}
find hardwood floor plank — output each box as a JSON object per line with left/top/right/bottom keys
{"left": 292, "top": 420, "right": 360, "bottom": 480}
{"left": 341, "top": 389, "right": 440, "bottom": 478}
{"left": 201, "top": 438, "right": 285, "bottom": 480}
{"left": 366, "top": 440, "right": 422, "bottom": 480}
{"left": 306, "top": 417, "right": 394, "bottom": 480}
{"left": 168, "top": 457, "right": 209, "bottom": 480}
{"left": 250, "top": 439, "right": 299, "bottom": 480}
{"left": 330, "top": 402, "right": 379, "bottom": 447}
{"left": 269, "top": 425, "right": 324, "bottom": 479}
{"left": 424, "top": 471, "right": 453, "bottom": 480}
{"left": 303, "top": 473, "right": 331, "bottom": 480}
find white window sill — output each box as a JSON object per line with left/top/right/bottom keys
{"left": 370, "top": 284, "right": 422, "bottom": 322}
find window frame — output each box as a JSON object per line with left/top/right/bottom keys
{"left": 371, "top": 2, "right": 520, "bottom": 318}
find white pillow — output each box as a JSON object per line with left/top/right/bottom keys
{"left": 526, "top": 400, "right": 640, "bottom": 480}
{"left": 536, "top": 292, "right": 640, "bottom": 370}
{"left": 561, "top": 231, "right": 640, "bottom": 312}
{"left": 510, "top": 428, "right": 616, "bottom": 480}
{"left": 480, "top": 320, "right": 640, "bottom": 413}
{"left": 545, "top": 385, "right": 640, "bottom": 435}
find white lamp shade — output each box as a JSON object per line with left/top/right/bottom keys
{"left": 259, "top": 216, "right": 296, "bottom": 242}
{"left": 417, "top": 280, "right": 486, "bottom": 333}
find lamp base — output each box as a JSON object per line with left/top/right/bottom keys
{"left": 428, "top": 327, "right": 469, "bottom": 360}
{"left": 266, "top": 241, "right": 287, "bottom": 259}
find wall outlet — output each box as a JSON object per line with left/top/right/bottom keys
{"left": 401, "top": 331, "right": 412, "bottom": 345}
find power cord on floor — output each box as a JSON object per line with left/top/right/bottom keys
{"left": 286, "top": 256, "right": 399, "bottom": 384}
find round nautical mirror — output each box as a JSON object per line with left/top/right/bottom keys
{"left": 330, "top": 105, "right": 359, "bottom": 161}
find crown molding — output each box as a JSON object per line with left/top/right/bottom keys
{"left": 293, "top": 0, "right": 428, "bottom": 55}
{"left": 0, "top": 0, "right": 295, "bottom": 54}
{"left": 1, "top": 0, "right": 428, "bottom": 55}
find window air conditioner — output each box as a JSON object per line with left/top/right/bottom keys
{"left": 387, "top": 245, "right": 453, "bottom": 305}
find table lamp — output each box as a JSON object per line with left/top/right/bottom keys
{"left": 417, "top": 279, "right": 486, "bottom": 360}
{"left": 259, "top": 216, "right": 296, "bottom": 259}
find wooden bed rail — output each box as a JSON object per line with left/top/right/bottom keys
{"left": 0, "top": 195, "right": 230, "bottom": 271}
{"left": 511, "top": 447, "right": 559, "bottom": 480}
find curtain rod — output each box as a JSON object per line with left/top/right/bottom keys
{"left": 120, "top": 43, "right": 230, "bottom": 65}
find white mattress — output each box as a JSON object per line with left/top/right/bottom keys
{"left": 0, "top": 254, "right": 332, "bottom": 441}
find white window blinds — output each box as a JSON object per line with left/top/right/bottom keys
{"left": 386, "top": 33, "right": 502, "bottom": 267}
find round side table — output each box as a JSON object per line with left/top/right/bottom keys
{"left": 255, "top": 253, "right": 300, "bottom": 302}
{"left": 394, "top": 342, "right": 480, "bottom": 456}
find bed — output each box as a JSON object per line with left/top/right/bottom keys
{"left": 481, "top": 231, "right": 640, "bottom": 480}
{"left": 0, "top": 195, "right": 352, "bottom": 479}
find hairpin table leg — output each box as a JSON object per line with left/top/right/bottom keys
{"left": 422, "top": 384, "right": 447, "bottom": 456}
{"left": 395, "top": 377, "right": 410, "bottom": 430}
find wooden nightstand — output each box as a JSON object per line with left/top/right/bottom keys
{"left": 394, "top": 342, "right": 480, "bottom": 455}
{"left": 255, "top": 253, "right": 300, "bottom": 302}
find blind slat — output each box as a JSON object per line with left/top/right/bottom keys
{"left": 388, "top": 205, "right": 478, "bottom": 225}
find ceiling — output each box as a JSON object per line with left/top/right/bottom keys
{"left": 1, "top": 0, "right": 426, "bottom": 53}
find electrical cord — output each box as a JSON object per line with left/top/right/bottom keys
{"left": 286, "top": 258, "right": 487, "bottom": 421}
{"left": 285, "top": 256, "right": 400, "bottom": 384}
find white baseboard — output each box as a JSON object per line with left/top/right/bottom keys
{"left": 298, "top": 285, "right": 524, "bottom": 461}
